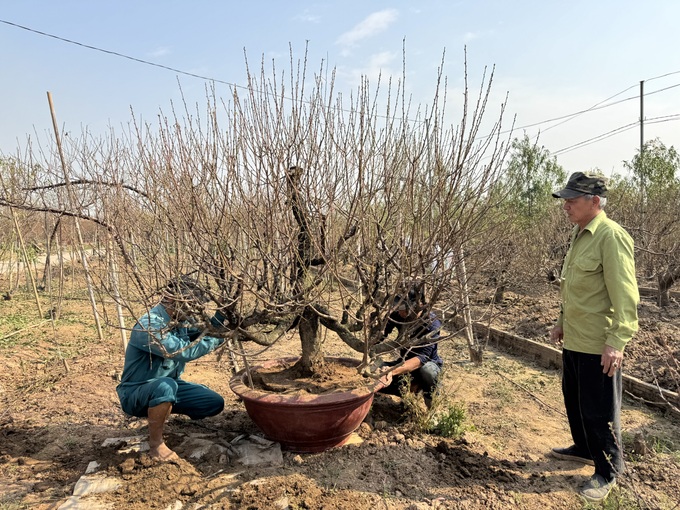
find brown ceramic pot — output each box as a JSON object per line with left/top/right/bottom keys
{"left": 229, "top": 357, "right": 379, "bottom": 453}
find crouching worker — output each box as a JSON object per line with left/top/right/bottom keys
{"left": 376, "top": 286, "right": 443, "bottom": 408}
{"left": 116, "top": 275, "right": 228, "bottom": 462}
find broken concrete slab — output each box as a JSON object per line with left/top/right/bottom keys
{"left": 100, "top": 435, "right": 149, "bottom": 454}
{"left": 230, "top": 435, "right": 283, "bottom": 467}
{"left": 177, "top": 436, "right": 229, "bottom": 460}
{"left": 58, "top": 495, "right": 113, "bottom": 510}
{"left": 72, "top": 473, "right": 122, "bottom": 497}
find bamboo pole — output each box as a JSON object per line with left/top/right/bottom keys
{"left": 41, "top": 214, "right": 52, "bottom": 292}
{"left": 7, "top": 233, "right": 14, "bottom": 295}
{"left": 70, "top": 227, "right": 77, "bottom": 293}
{"left": 9, "top": 209, "right": 43, "bottom": 317}
{"left": 55, "top": 222, "right": 65, "bottom": 319}
{"left": 108, "top": 235, "right": 128, "bottom": 351}
{"left": 0, "top": 320, "right": 50, "bottom": 341}
{"left": 46, "top": 91, "right": 104, "bottom": 341}
{"left": 14, "top": 239, "right": 20, "bottom": 289}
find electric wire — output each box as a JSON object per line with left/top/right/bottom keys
{"left": 553, "top": 123, "right": 639, "bottom": 156}
{"left": 507, "top": 85, "right": 639, "bottom": 134}
{"left": 511, "top": 83, "right": 680, "bottom": 138}
{"left": 0, "top": 18, "right": 250, "bottom": 93}
{"left": 2, "top": 17, "right": 679, "bottom": 158}
{"left": 553, "top": 114, "right": 680, "bottom": 156}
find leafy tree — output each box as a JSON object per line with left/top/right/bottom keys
{"left": 624, "top": 138, "right": 680, "bottom": 200}
{"left": 502, "top": 134, "right": 565, "bottom": 224}
{"left": 481, "top": 135, "right": 566, "bottom": 302}
{"left": 621, "top": 139, "right": 680, "bottom": 305}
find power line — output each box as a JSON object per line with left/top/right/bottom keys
{"left": 652, "top": 114, "right": 680, "bottom": 122}
{"left": 645, "top": 114, "right": 680, "bottom": 126}
{"left": 644, "top": 82, "right": 680, "bottom": 97}
{"left": 553, "top": 114, "right": 680, "bottom": 156}
{"left": 553, "top": 123, "right": 639, "bottom": 156}
{"left": 2, "top": 17, "right": 680, "bottom": 159}
{"left": 0, "top": 18, "right": 250, "bottom": 92}
{"left": 646, "top": 70, "right": 680, "bottom": 82}
{"left": 511, "top": 82, "right": 680, "bottom": 135}
{"left": 4, "top": 17, "right": 680, "bottom": 133}
{"left": 509, "top": 86, "right": 638, "bottom": 134}
{"left": 517, "top": 80, "right": 680, "bottom": 161}
{"left": 537, "top": 88, "right": 637, "bottom": 135}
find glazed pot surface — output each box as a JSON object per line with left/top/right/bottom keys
{"left": 230, "top": 357, "right": 377, "bottom": 452}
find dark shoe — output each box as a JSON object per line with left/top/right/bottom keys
{"left": 580, "top": 474, "right": 616, "bottom": 502}
{"left": 550, "top": 445, "right": 595, "bottom": 466}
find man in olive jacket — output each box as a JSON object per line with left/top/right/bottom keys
{"left": 550, "top": 172, "right": 639, "bottom": 502}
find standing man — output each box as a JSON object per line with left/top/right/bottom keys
{"left": 377, "top": 285, "right": 443, "bottom": 409}
{"left": 550, "top": 172, "right": 639, "bottom": 502}
{"left": 116, "top": 276, "right": 227, "bottom": 462}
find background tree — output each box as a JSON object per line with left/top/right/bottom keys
{"left": 483, "top": 134, "right": 566, "bottom": 303}
{"left": 620, "top": 139, "right": 680, "bottom": 305}
{"left": 503, "top": 134, "right": 566, "bottom": 222}
{"left": 626, "top": 138, "right": 680, "bottom": 201}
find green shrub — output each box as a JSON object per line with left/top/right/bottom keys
{"left": 398, "top": 371, "right": 468, "bottom": 438}
{"left": 432, "top": 402, "right": 467, "bottom": 438}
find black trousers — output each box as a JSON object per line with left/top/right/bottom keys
{"left": 562, "top": 348, "right": 622, "bottom": 481}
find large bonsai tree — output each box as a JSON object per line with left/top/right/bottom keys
{"left": 1, "top": 52, "right": 511, "bottom": 373}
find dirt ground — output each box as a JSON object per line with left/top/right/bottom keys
{"left": 1, "top": 283, "right": 679, "bottom": 510}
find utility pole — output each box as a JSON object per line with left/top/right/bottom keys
{"left": 639, "top": 80, "right": 644, "bottom": 156}
{"left": 639, "top": 80, "right": 646, "bottom": 204}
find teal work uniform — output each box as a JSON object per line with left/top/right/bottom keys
{"left": 116, "top": 304, "right": 226, "bottom": 419}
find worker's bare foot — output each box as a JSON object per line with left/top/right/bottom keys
{"left": 149, "top": 442, "right": 180, "bottom": 463}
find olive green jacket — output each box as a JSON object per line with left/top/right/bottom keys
{"left": 556, "top": 211, "right": 639, "bottom": 354}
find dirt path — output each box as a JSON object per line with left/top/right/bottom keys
{"left": 0, "top": 292, "right": 679, "bottom": 509}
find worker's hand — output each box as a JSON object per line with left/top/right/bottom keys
{"left": 550, "top": 325, "right": 563, "bottom": 345}
{"left": 377, "top": 369, "right": 393, "bottom": 389}
{"left": 601, "top": 345, "right": 623, "bottom": 377}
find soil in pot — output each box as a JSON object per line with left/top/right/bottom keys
{"left": 249, "top": 357, "right": 376, "bottom": 394}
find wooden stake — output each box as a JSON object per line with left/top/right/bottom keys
{"left": 55, "top": 222, "right": 65, "bottom": 319}
{"left": 46, "top": 92, "right": 104, "bottom": 341}
{"left": 5, "top": 202, "right": 43, "bottom": 318}
{"left": 108, "top": 235, "right": 128, "bottom": 351}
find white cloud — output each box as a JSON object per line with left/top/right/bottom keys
{"left": 462, "top": 32, "right": 479, "bottom": 43}
{"left": 295, "top": 10, "right": 321, "bottom": 23}
{"left": 365, "top": 51, "right": 397, "bottom": 82}
{"left": 147, "top": 47, "right": 171, "bottom": 59}
{"left": 336, "top": 9, "right": 399, "bottom": 49}
{"left": 341, "top": 51, "right": 398, "bottom": 88}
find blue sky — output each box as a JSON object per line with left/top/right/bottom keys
{"left": 1, "top": 1, "right": 679, "bottom": 177}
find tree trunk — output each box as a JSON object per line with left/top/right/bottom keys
{"left": 286, "top": 166, "right": 326, "bottom": 376}
{"left": 296, "top": 306, "right": 324, "bottom": 376}
{"left": 456, "top": 239, "right": 483, "bottom": 364}
{"left": 658, "top": 265, "right": 680, "bottom": 307}
{"left": 493, "top": 272, "right": 506, "bottom": 304}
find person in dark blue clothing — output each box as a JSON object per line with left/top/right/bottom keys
{"left": 377, "top": 286, "right": 443, "bottom": 408}
{"left": 116, "top": 276, "right": 227, "bottom": 462}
